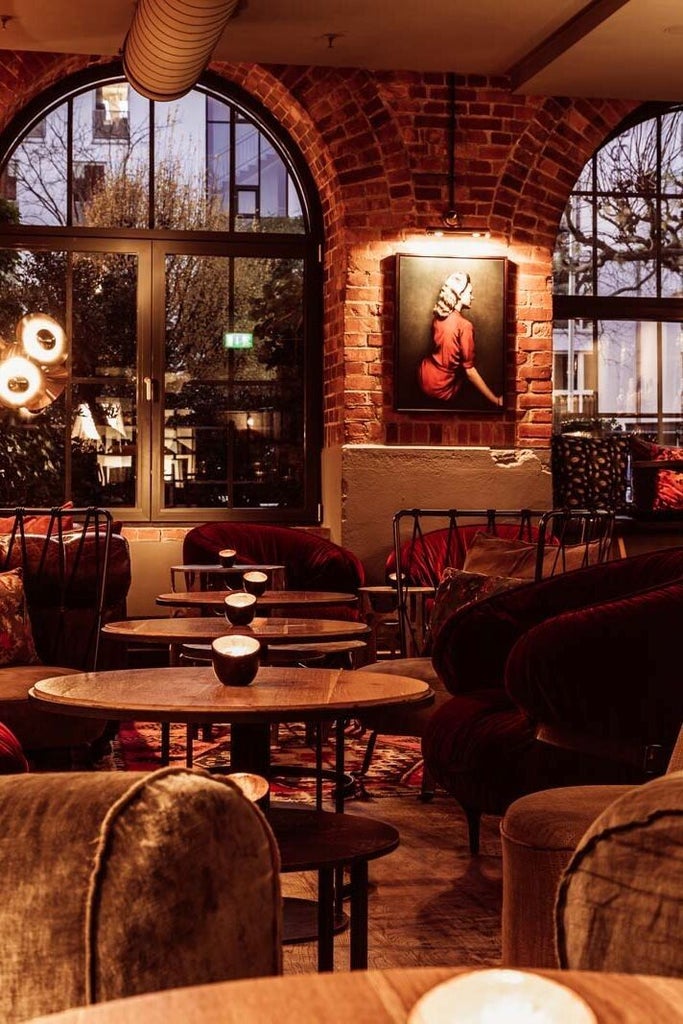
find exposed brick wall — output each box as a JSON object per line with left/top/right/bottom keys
{"left": 0, "top": 54, "right": 638, "bottom": 453}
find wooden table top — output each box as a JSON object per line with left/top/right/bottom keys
{"left": 102, "top": 617, "right": 371, "bottom": 646}
{"left": 29, "top": 665, "right": 430, "bottom": 724}
{"left": 171, "top": 563, "right": 285, "bottom": 573}
{"left": 26, "top": 966, "right": 683, "bottom": 1023}
{"left": 156, "top": 590, "right": 358, "bottom": 609}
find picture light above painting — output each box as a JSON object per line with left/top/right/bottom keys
{"left": 394, "top": 254, "right": 507, "bottom": 414}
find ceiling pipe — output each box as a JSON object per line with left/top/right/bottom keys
{"left": 122, "top": 0, "right": 240, "bottom": 103}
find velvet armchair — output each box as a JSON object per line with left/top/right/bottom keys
{"left": 0, "top": 767, "right": 281, "bottom": 1023}
{"left": 422, "top": 546, "right": 683, "bottom": 854}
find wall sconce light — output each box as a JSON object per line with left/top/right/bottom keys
{"left": 0, "top": 313, "right": 67, "bottom": 413}
{"left": 425, "top": 72, "right": 491, "bottom": 239}
{"left": 122, "top": 0, "right": 242, "bottom": 102}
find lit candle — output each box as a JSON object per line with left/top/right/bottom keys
{"left": 408, "top": 970, "right": 596, "bottom": 1024}
{"left": 223, "top": 591, "right": 257, "bottom": 625}
{"left": 243, "top": 570, "right": 268, "bottom": 596}
{"left": 211, "top": 634, "right": 261, "bottom": 687}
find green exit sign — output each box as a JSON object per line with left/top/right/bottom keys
{"left": 223, "top": 332, "right": 254, "bottom": 349}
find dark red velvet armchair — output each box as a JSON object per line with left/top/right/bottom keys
{"left": 182, "top": 522, "right": 365, "bottom": 620}
{"left": 422, "top": 546, "right": 683, "bottom": 854}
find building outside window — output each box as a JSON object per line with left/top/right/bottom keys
{"left": 0, "top": 67, "right": 322, "bottom": 523}
{"left": 553, "top": 104, "right": 683, "bottom": 442}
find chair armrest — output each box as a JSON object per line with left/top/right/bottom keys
{"left": 504, "top": 578, "right": 683, "bottom": 766}
{"left": 431, "top": 546, "right": 683, "bottom": 696}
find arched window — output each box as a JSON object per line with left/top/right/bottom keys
{"left": 0, "top": 65, "right": 323, "bottom": 523}
{"left": 553, "top": 104, "right": 683, "bottom": 442}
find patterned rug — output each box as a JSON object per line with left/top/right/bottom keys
{"left": 101, "top": 720, "right": 424, "bottom": 805}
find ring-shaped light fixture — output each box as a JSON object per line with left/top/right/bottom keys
{"left": 0, "top": 354, "right": 45, "bottom": 408}
{"left": 17, "top": 313, "right": 67, "bottom": 366}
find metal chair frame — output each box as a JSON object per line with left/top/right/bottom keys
{"left": 0, "top": 506, "right": 114, "bottom": 671}
{"left": 392, "top": 507, "right": 615, "bottom": 658}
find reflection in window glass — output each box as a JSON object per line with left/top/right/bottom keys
{"left": 163, "top": 253, "right": 304, "bottom": 510}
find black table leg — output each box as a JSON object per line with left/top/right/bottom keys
{"left": 349, "top": 859, "right": 369, "bottom": 970}
{"left": 317, "top": 867, "right": 335, "bottom": 972}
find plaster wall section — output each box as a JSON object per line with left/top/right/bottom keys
{"left": 327, "top": 444, "right": 552, "bottom": 583}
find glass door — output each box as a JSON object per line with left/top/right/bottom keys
{"left": 153, "top": 244, "right": 307, "bottom": 517}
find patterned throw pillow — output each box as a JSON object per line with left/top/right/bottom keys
{"left": 0, "top": 569, "right": 40, "bottom": 666}
{"left": 427, "top": 567, "right": 525, "bottom": 650}
{"left": 551, "top": 434, "right": 630, "bottom": 513}
{"left": 631, "top": 437, "right": 683, "bottom": 516}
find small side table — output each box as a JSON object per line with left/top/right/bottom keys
{"left": 359, "top": 585, "right": 434, "bottom": 657}
{"left": 269, "top": 806, "right": 399, "bottom": 972}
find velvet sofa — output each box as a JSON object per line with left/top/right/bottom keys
{"left": 183, "top": 522, "right": 365, "bottom": 621}
{"left": 422, "top": 546, "right": 683, "bottom": 854}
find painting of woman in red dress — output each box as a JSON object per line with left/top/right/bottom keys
{"left": 394, "top": 254, "right": 506, "bottom": 413}
{"left": 418, "top": 271, "right": 502, "bottom": 407}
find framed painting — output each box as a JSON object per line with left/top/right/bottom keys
{"left": 394, "top": 254, "right": 507, "bottom": 413}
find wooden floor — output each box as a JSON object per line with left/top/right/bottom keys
{"left": 279, "top": 786, "right": 503, "bottom": 974}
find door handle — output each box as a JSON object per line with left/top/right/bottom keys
{"left": 143, "top": 376, "right": 157, "bottom": 402}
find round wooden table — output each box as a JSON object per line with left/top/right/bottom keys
{"left": 25, "top": 966, "right": 683, "bottom": 1023}
{"left": 170, "top": 563, "right": 287, "bottom": 591}
{"left": 156, "top": 590, "right": 358, "bottom": 611}
{"left": 29, "top": 664, "right": 430, "bottom": 786}
{"left": 102, "top": 616, "right": 371, "bottom": 669}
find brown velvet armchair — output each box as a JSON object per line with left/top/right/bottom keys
{"left": 0, "top": 767, "right": 281, "bottom": 1023}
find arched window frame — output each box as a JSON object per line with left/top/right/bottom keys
{"left": 0, "top": 62, "right": 324, "bottom": 524}
{"left": 553, "top": 102, "right": 683, "bottom": 443}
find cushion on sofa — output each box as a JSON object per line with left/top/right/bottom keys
{"left": 387, "top": 521, "right": 543, "bottom": 587}
{"left": 427, "top": 567, "right": 525, "bottom": 649}
{"left": 0, "top": 502, "right": 74, "bottom": 535}
{"left": 0, "top": 569, "right": 39, "bottom": 667}
{"left": 631, "top": 436, "right": 683, "bottom": 516}
{"left": 462, "top": 531, "right": 600, "bottom": 580}
{"left": 556, "top": 770, "right": 683, "bottom": 976}
{"left": 551, "top": 433, "right": 630, "bottom": 513}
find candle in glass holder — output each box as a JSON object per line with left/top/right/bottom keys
{"left": 211, "top": 635, "right": 261, "bottom": 686}
{"left": 218, "top": 548, "right": 237, "bottom": 567}
{"left": 408, "top": 969, "right": 596, "bottom": 1024}
{"left": 243, "top": 570, "right": 268, "bottom": 596}
{"left": 223, "top": 591, "right": 257, "bottom": 625}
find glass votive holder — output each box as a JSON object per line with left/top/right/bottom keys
{"left": 211, "top": 634, "right": 261, "bottom": 687}
{"left": 227, "top": 772, "right": 270, "bottom": 805}
{"left": 223, "top": 591, "right": 257, "bottom": 626}
{"left": 408, "top": 969, "right": 596, "bottom": 1024}
{"left": 218, "top": 547, "right": 237, "bottom": 567}
{"left": 243, "top": 570, "right": 268, "bottom": 596}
